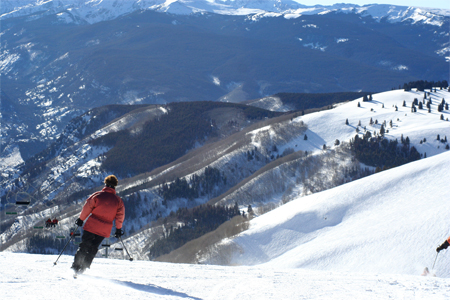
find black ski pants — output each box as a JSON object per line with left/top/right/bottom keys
{"left": 72, "top": 230, "right": 104, "bottom": 273}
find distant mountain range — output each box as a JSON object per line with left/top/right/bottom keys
{"left": 2, "top": 0, "right": 449, "bottom": 24}
{"left": 0, "top": 1, "right": 449, "bottom": 175}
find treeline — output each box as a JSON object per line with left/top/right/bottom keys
{"left": 275, "top": 92, "right": 372, "bottom": 111}
{"left": 148, "top": 203, "right": 241, "bottom": 259}
{"left": 159, "top": 167, "right": 226, "bottom": 202}
{"left": 90, "top": 102, "right": 280, "bottom": 176}
{"left": 402, "top": 80, "right": 449, "bottom": 92}
{"left": 27, "top": 234, "right": 77, "bottom": 255}
{"left": 350, "top": 134, "right": 421, "bottom": 170}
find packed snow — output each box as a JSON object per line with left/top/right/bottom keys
{"left": 229, "top": 150, "right": 450, "bottom": 275}
{"left": 2, "top": 251, "right": 450, "bottom": 299}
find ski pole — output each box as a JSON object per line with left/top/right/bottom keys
{"left": 432, "top": 252, "right": 439, "bottom": 270}
{"left": 53, "top": 225, "right": 79, "bottom": 266}
{"left": 119, "top": 236, "right": 133, "bottom": 261}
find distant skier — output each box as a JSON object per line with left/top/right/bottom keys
{"left": 51, "top": 218, "right": 58, "bottom": 227}
{"left": 45, "top": 218, "right": 52, "bottom": 228}
{"left": 436, "top": 238, "right": 450, "bottom": 253}
{"left": 71, "top": 175, "right": 125, "bottom": 276}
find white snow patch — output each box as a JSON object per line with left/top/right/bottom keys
{"left": 212, "top": 76, "right": 221, "bottom": 86}
{"left": 336, "top": 38, "right": 349, "bottom": 43}
{"left": 230, "top": 150, "right": 450, "bottom": 278}
{"left": 1, "top": 252, "right": 450, "bottom": 299}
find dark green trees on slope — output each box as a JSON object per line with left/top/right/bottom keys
{"left": 350, "top": 134, "right": 421, "bottom": 169}
{"left": 90, "top": 102, "right": 280, "bottom": 176}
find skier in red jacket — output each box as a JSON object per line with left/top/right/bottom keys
{"left": 71, "top": 175, "right": 125, "bottom": 275}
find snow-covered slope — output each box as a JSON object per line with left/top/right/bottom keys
{"left": 195, "top": 87, "right": 448, "bottom": 214}
{"left": 225, "top": 150, "right": 450, "bottom": 277}
{"left": 2, "top": 252, "right": 450, "bottom": 299}
{"left": 2, "top": 90, "right": 450, "bottom": 300}
{"left": 187, "top": 88, "right": 450, "bottom": 275}
{"left": 279, "top": 88, "right": 450, "bottom": 157}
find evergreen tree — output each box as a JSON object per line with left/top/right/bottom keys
{"left": 345, "top": 118, "right": 349, "bottom": 125}
{"left": 380, "top": 124, "right": 385, "bottom": 136}
{"left": 437, "top": 134, "right": 440, "bottom": 140}
{"left": 304, "top": 134, "right": 308, "bottom": 140}
{"left": 403, "top": 100, "right": 406, "bottom": 107}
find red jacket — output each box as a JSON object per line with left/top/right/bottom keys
{"left": 79, "top": 187, "right": 125, "bottom": 238}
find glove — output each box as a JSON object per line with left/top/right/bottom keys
{"left": 75, "top": 218, "right": 83, "bottom": 227}
{"left": 114, "top": 228, "right": 124, "bottom": 238}
{"left": 437, "top": 240, "right": 449, "bottom": 253}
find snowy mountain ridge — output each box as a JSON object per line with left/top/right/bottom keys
{"left": 1, "top": 0, "right": 449, "bottom": 26}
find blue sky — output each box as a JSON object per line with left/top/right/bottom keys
{"left": 293, "top": 1, "right": 449, "bottom": 9}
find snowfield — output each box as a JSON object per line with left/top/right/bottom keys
{"left": 3, "top": 130, "right": 450, "bottom": 299}
{"left": 229, "top": 151, "right": 450, "bottom": 276}
{"left": 2, "top": 252, "right": 450, "bottom": 299}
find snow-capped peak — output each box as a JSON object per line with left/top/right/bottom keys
{"left": 1, "top": 0, "right": 448, "bottom": 26}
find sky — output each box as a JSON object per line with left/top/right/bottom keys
{"left": 293, "top": 0, "right": 450, "bottom": 9}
